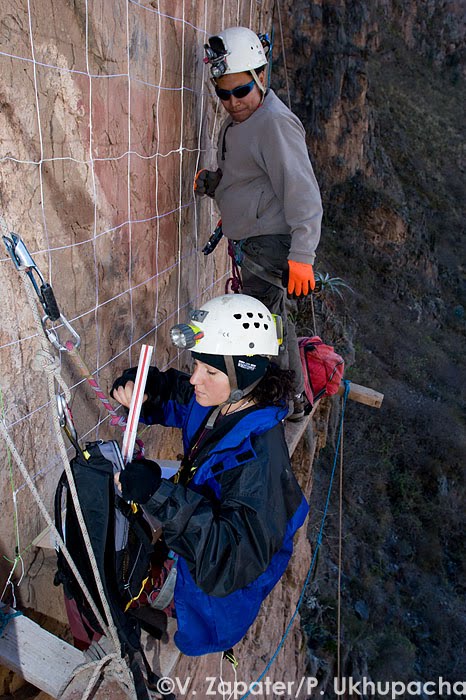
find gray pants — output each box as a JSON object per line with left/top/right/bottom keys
{"left": 236, "top": 234, "right": 304, "bottom": 396}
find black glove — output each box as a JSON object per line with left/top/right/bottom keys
{"left": 111, "top": 367, "right": 138, "bottom": 399}
{"left": 111, "top": 366, "right": 161, "bottom": 402}
{"left": 194, "top": 168, "right": 222, "bottom": 197}
{"left": 119, "top": 458, "right": 162, "bottom": 504}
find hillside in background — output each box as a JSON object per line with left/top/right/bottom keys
{"left": 272, "top": 0, "right": 465, "bottom": 690}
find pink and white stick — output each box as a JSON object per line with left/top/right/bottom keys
{"left": 121, "top": 344, "right": 153, "bottom": 464}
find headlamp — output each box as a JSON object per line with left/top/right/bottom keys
{"left": 170, "top": 323, "right": 204, "bottom": 349}
{"left": 203, "top": 38, "right": 228, "bottom": 78}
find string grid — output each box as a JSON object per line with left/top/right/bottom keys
{"left": 0, "top": 0, "right": 269, "bottom": 600}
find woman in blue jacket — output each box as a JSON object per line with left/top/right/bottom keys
{"left": 111, "top": 294, "right": 308, "bottom": 656}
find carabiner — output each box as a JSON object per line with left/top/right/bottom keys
{"left": 42, "top": 314, "right": 81, "bottom": 352}
{"left": 3, "top": 233, "right": 46, "bottom": 300}
{"left": 3, "top": 232, "right": 81, "bottom": 351}
{"left": 56, "top": 394, "right": 78, "bottom": 442}
{"left": 56, "top": 394, "right": 89, "bottom": 461}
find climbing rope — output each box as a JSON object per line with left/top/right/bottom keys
{"left": 0, "top": 246, "right": 137, "bottom": 693}
{"left": 64, "top": 340, "right": 144, "bottom": 457}
{"left": 21, "top": 270, "right": 120, "bottom": 643}
{"left": 239, "top": 381, "right": 351, "bottom": 699}
{"left": 0, "top": 390, "right": 26, "bottom": 604}
{"left": 337, "top": 414, "right": 344, "bottom": 682}
{"left": 275, "top": 0, "right": 291, "bottom": 110}
{"left": 55, "top": 652, "right": 135, "bottom": 700}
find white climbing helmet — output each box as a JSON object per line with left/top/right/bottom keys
{"left": 204, "top": 27, "right": 268, "bottom": 78}
{"left": 170, "top": 294, "right": 282, "bottom": 357}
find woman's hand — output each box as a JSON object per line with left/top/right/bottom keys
{"left": 114, "top": 471, "right": 122, "bottom": 492}
{"left": 111, "top": 380, "right": 147, "bottom": 409}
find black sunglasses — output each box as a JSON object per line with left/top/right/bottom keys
{"left": 214, "top": 79, "right": 256, "bottom": 101}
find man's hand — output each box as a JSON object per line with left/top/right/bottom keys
{"left": 194, "top": 168, "right": 222, "bottom": 197}
{"left": 287, "top": 260, "right": 316, "bottom": 297}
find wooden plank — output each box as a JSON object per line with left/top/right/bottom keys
{"left": 284, "top": 403, "right": 318, "bottom": 457}
{"left": 338, "top": 380, "right": 384, "bottom": 408}
{"left": 31, "top": 522, "right": 56, "bottom": 550}
{"left": 0, "top": 604, "right": 84, "bottom": 697}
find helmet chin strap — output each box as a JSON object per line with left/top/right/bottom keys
{"left": 205, "top": 355, "right": 261, "bottom": 429}
{"left": 250, "top": 68, "right": 266, "bottom": 104}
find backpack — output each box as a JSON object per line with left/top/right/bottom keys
{"left": 298, "top": 336, "right": 345, "bottom": 412}
{"left": 53, "top": 440, "right": 175, "bottom": 699}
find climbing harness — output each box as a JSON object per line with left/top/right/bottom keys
{"left": 226, "top": 240, "right": 244, "bottom": 293}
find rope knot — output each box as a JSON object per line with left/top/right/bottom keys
{"left": 32, "top": 348, "right": 60, "bottom": 374}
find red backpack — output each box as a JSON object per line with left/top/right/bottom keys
{"left": 298, "top": 336, "right": 345, "bottom": 409}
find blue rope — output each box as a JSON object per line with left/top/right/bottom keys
{"left": 239, "top": 380, "right": 351, "bottom": 699}
{"left": 0, "top": 608, "right": 22, "bottom": 637}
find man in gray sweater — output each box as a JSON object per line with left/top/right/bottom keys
{"left": 195, "top": 26, "right": 322, "bottom": 420}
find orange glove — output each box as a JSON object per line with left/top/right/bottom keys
{"left": 193, "top": 168, "right": 222, "bottom": 197}
{"left": 287, "top": 260, "right": 315, "bottom": 296}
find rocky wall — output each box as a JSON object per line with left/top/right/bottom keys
{"left": 0, "top": 0, "right": 274, "bottom": 617}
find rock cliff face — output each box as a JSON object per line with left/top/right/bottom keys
{"left": 272, "top": 0, "right": 465, "bottom": 691}
{"left": 0, "top": 0, "right": 271, "bottom": 599}
{"left": 0, "top": 0, "right": 464, "bottom": 697}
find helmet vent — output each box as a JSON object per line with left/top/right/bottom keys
{"left": 254, "top": 322, "right": 260, "bottom": 328}
{"left": 264, "top": 324, "right": 269, "bottom": 330}
{"left": 234, "top": 313, "right": 242, "bottom": 319}
{"left": 247, "top": 312, "right": 253, "bottom": 318}
{"left": 243, "top": 322, "right": 250, "bottom": 329}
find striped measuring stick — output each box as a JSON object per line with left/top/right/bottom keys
{"left": 121, "top": 344, "right": 153, "bottom": 464}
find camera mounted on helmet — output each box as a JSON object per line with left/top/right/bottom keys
{"left": 204, "top": 27, "right": 268, "bottom": 81}
{"left": 203, "top": 35, "right": 228, "bottom": 79}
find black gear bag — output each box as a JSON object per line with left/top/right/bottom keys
{"left": 53, "top": 440, "right": 172, "bottom": 699}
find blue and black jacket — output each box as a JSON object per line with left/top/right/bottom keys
{"left": 136, "top": 366, "right": 309, "bottom": 656}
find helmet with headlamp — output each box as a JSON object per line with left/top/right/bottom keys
{"left": 204, "top": 27, "right": 269, "bottom": 84}
{"left": 170, "top": 294, "right": 282, "bottom": 357}
{"left": 170, "top": 294, "right": 283, "bottom": 409}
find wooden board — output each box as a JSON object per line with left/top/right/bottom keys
{"left": 337, "top": 380, "right": 384, "bottom": 408}
{"left": 0, "top": 604, "right": 84, "bottom": 697}
{"left": 284, "top": 403, "right": 318, "bottom": 457}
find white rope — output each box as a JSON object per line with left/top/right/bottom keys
{"left": 84, "top": 0, "right": 103, "bottom": 436}
{"left": 55, "top": 652, "right": 137, "bottom": 700}
{"left": 176, "top": 0, "right": 187, "bottom": 328}
{"left": 192, "top": 0, "right": 209, "bottom": 297}
{"left": 19, "top": 274, "right": 120, "bottom": 644}
{"left": 275, "top": 0, "right": 291, "bottom": 109}
{"left": 0, "top": 270, "right": 142, "bottom": 694}
{"left": 26, "top": 0, "right": 52, "bottom": 280}
{"left": 152, "top": 4, "right": 164, "bottom": 352}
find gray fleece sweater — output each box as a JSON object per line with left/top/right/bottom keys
{"left": 214, "top": 89, "right": 322, "bottom": 265}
